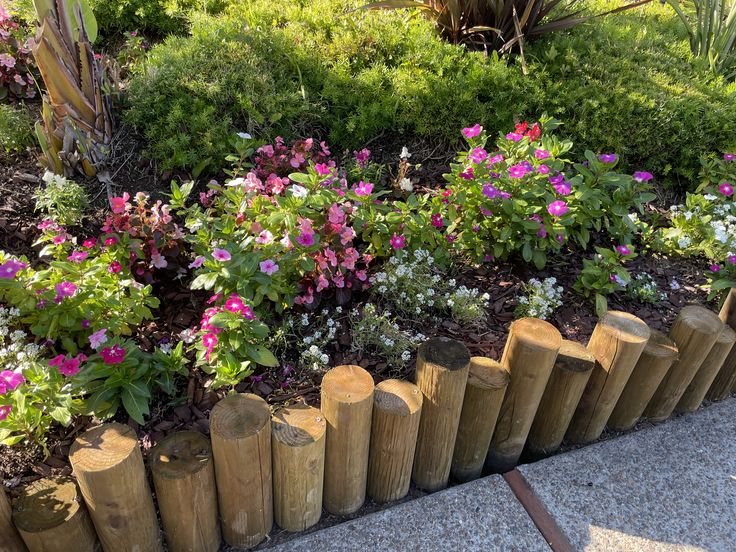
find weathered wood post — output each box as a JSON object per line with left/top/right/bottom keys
{"left": 367, "top": 379, "right": 423, "bottom": 503}
{"left": 321, "top": 365, "right": 374, "bottom": 515}
{"left": 526, "top": 340, "right": 595, "bottom": 457}
{"left": 677, "top": 325, "right": 736, "bottom": 413}
{"left": 608, "top": 330, "right": 679, "bottom": 432}
{"left": 645, "top": 306, "right": 723, "bottom": 422}
{"left": 150, "top": 431, "right": 220, "bottom": 552}
{"left": 210, "top": 393, "right": 272, "bottom": 548}
{"left": 272, "top": 404, "right": 326, "bottom": 531}
{"left": 69, "top": 423, "right": 162, "bottom": 552}
{"left": 450, "top": 357, "right": 509, "bottom": 482}
{"left": 0, "top": 487, "right": 26, "bottom": 552}
{"left": 11, "top": 477, "right": 99, "bottom": 552}
{"left": 413, "top": 337, "right": 470, "bottom": 490}
{"left": 707, "top": 288, "right": 736, "bottom": 401}
{"left": 566, "top": 311, "right": 650, "bottom": 444}
{"left": 485, "top": 319, "right": 561, "bottom": 473}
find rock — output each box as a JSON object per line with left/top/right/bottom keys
{"left": 173, "top": 405, "right": 192, "bottom": 422}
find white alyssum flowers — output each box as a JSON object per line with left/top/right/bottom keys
{"left": 514, "top": 278, "right": 564, "bottom": 320}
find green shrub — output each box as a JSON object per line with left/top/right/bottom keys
{"left": 0, "top": 104, "right": 34, "bottom": 153}
{"left": 34, "top": 172, "right": 90, "bottom": 226}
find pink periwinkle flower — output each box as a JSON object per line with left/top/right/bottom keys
{"left": 255, "top": 230, "right": 274, "bottom": 245}
{"left": 315, "top": 163, "right": 331, "bottom": 176}
{"left": 54, "top": 281, "right": 77, "bottom": 300}
{"left": 0, "top": 370, "right": 25, "bottom": 394}
{"left": 508, "top": 164, "right": 528, "bottom": 179}
{"left": 616, "top": 245, "right": 632, "bottom": 256}
{"left": 82, "top": 238, "right": 96, "bottom": 248}
{"left": 431, "top": 214, "right": 444, "bottom": 228}
{"left": 296, "top": 232, "right": 315, "bottom": 247}
{"left": 389, "top": 234, "right": 406, "bottom": 250}
{"left": 354, "top": 148, "right": 371, "bottom": 168}
{"left": 462, "top": 124, "right": 482, "bottom": 139}
{"left": 537, "top": 164, "right": 550, "bottom": 175}
{"left": 104, "top": 236, "right": 118, "bottom": 246}
{"left": 52, "top": 234, "right": 66, "bottom": 245}
{"left": 58, "top": 355, "right": 84, "bottom": 376}
{"left": 547, "top": 200, "right": 569, "bottom": 217}
{"left": 727, "top": 255, "right": 736, "bottom": 265}
{"left": 633, "top": 171, "right": 653, "bottom": 183}
{"left": 554, "top": 182, "right": 572, "bottom": 195}
{"left": 488, "top": 154, "right": 504, "bottom": 166}
{"left": 723, "top": 153, "right": 735, "bottom": 161}
{"left": 260, "top": 259, "right": 279, "bottom": 276}
{"left": 0, "top": 259, "right": 27, "bottom": 279}
{"left": 224, "top": 294, "right": 246, "bottom": 314}
{"left": 188, "top": 256, "right": 205, "bottom": 269}
{"left": 354, "top": 181, "right": 374, "bottom": 197}
{"left": 469, "top": 148, "right": 488, "bottom": 164}
{"left": 100, "top": 344, "right": 126, "bottom": 365}
{"left": 110, "top": 193, "right": 130, "bottom": 214}
{"left": 68, "top": 250, "right": 88, "bottom": 263}
{"left": 719, "top": 182, "right": 733, "bottom": 196}
{"left": 709, "top": 264, "right": 721, "bottom": 272}
{"left": 89, "top": 328, "right": 108, "bottom": 349}
{"left": 535, "top": 149, "right": 550, "bottom": 160}
{"left": 599, "top": 153, "right": 618, "bottom": 163}
{"left": 212, "top": 248, "right": 232, "bottom": 261}
{"left": 0, "top": 405, "right": 11, "bottom": 420}
{"left": 506, "top": 132, "right": 523, "bottom": 143}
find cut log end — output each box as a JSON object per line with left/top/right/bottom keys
{"left": 321, "top": 365, "right": 374, "bottom": 404}
{"left": 468, "top": 357, "right": 509, "bottom": 389}
{"left": 599, "top": 311, "right": 651, "bottom": 344}
{"left": 374, "top": 379, "right": 423, "bottom": 416}
{"left": 678, "top": 305, "right": 725, "bottom": 335}
{"left": 556, "top": 340, "right": 596, "bottom": 373}
{"left": 272, "top": 404, "right": 326, "bottom": 447}
{"left": 68, "top": 422, "right": 137, "bottom": 472}
{"left": 643, "top": 330, "right": 679, "bottom": 360}
{"left": 508, "top": 318, "right": 562, "bottom": 351}
{"left": 417, "top": 337, "right": 471, "bottom": 371}
{"left": 12, "top": 477, "right": 81, "bottom": 533}
{"left": 150, "top": 431, "right": 212, "bottom": 479}
{"left": 210, "top": 393, "right": 270, "bottom": 441}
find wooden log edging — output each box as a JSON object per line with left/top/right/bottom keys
{"left": 1, "top": 486, "right": 28, "bottom": 552}
{"left": 412, "top": 337, "right": 471, "bottom": 490}
{"left": 608, "top": 330, "right": 679, "bottom": 432}
{"left": 321, "top": 365, "right": 374, "bottom": 515}
{"left": 526, "top": 340, "right": 595, "bottom": 457}
{"left": 707, "top": 288, "right": 736, "bottom": 401}
{"left": 150, "top": 431, "right": 220, "bottom": 552}
{"left": 210, "top": 393, "right": 272, "bottom": 548}
{"left": 69, "top": 423, "right": 162, "bottom": 552}
{"left": 450, "top": 357, "right": 509, "bottom": 482}
{"left": 486, "top": 318, "right": 561, "bottom": 473}
{"left": 645, "top": 306, "right": 724, "bottom": 422}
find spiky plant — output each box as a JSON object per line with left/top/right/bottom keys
{"left": 31, "top": 0, "right": 112, "bottom": 177}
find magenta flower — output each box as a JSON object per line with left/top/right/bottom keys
{"left": 212, "top": 248, "right": 232, "bottom": 261}
{"left": 727, "top": 255, "right": 736, "bottom": 265}
{"left": 535, "top": 149, "right": 550, "bottom": 160}
{"left": 315, "top": 163, "right": 331, "bottom": 176}
{"left": 508, "top": 164, "right": 528, "bottom": 179}
{"left": 599, "top": 153, "right": 618, "bottom": 163}
{"left": 0, "top": 259, "right": 27, "bottom": 279}
{"left": 482, "top": 184, "right": 504, "bottom": 199}
{"left": 462, "top": 124, "right": 482, "bottom": 139}
{"left": 719, "top": 182, "right": 733, "bottom": 196}
{"left": 431, "top": 214, "right": 444, "bottom": 228}
{"left": 709, "top": 264, "right": 721, "bottom": 272}
{"left": 37, "top": 219, "right": 55, "bottom": 231}
{"left": 537, "top": 164, "right": 550, "bottom": 175}
{"left": 104, "top": 237, "right": 118, "bottom": 246}
{"left": 109, "top": 193, "right": 130, "bottom": 214}
{"left": 354, "top": 148, "right": 371, "bottom": 168}
{"left": 224, "top": 294, "right": 246, "bottom": 314}
{"left": 547, "top": 200, "right": 569, "bottom": 217}
{"left": 354, "top": 181, "right": 374, "bottom": 197}
{"left": 389, "top": 233, "right": 406, "bottom": 250}
{"left": 67, "top": 250, "right": 88, "bottom": 263}
{"left": 488, "top": 154, "right": 504, "bottom": 166}
{"left": 506, "top": 132, "right": 523, "bottom": 142}
{"left": 633, "top": 171, "right": 653, "bottom": 182}
{"left": 82, "top": 238, "right": 96, "bottom": 248}
{"left": 296, "top": 232, "right": 315, "bottom": 247}
{"left": 188, "top": 256, "right": 205, "bottom": 269}
{"left": 108, "top": 261, "right": 122, "bottom": 274}
{"left": 0, "top": 370, "right": 25, "bottom": 394}
{"left": 469, "top": 148, "right": 488, "bottom": 164}
{"left": 59, "top": 356, "right": 83, "bottom": 376}
{"left": 54, "top": 281, "right": 77, "bottom": 300}
{"left": 100, "top": 344, "right": 126, "bottom": 365}
{"left": 554, "top": 182, "right": 572, "bottom": 195}
{"left": 89, "top": 329, "right": 108, "bottom": 349}
{"left": 549, "top": 173, "right": 564, "bottom": 185}
{"left": 0, "top": 405, "right": 11, "bottom": 420}
{"left": 724, "top": 153, "right": 735, "bottom": 161}
{"left": 52, "top": 235, "right": 66, "bottom": 245}
{"left": 259, "top": 259, "right": 279, "bottom": 275}
{"left": 458, "top": 167, "right": 475, "bottom": 180}
{"left": 202, "top": 333, "right": 218, "bottom": 350}
{"left": 616, "top": 245, "right": 632, "bottom": 256}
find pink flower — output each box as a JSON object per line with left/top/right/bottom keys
{"left": 599, "top": 153, "right": 618, "bottom": 163}
{"left": 82, "top": 238, "right": 96, "bottom": 248}
{"left": 727, "top": 255, "right": 736, "bottom": 265}
{"left": 462, "top": 124, "right": 482, "bottom": 139}
{"left": 547, "top": 200, "right": 569, "bottom": 217}
{"left": 468, "top": 148, "right": 488, "bottom": 164}
{"left": 188, "top": 256, "right": 205, "bottom": 269}
{"left": 354, "top": 181, "right": 374, "bottom": 197}
{"left": 54, "top": 281, "right": 77, "bottom": 300}
{"left": 225, "top": 294, "right": 246, "bottom": 314}
{"left": 52, "top": 235, "right": 67, "bottom": 245}
{"left": 59, "top": 356, "right": 83, "bottom": 376}
{"left": 719, "top": 182, "right": 733, "bottom": 196}
{"left": 0, "top": 370, "right": 25, "bottom": 393}
{"left": 38, "top": 219, "right": 55, "bottom": 231}
{"left": 151, "top": 252, "right": 168, "bottom": 269}
{"left": 0, "top": 405, "right": 10, "bottom": 421}
{"left": 100, "top": 344, "right": 126, "bottom": 365}
{"left": 506, "top": 132, "right": 523, "bottom": 142}
{"left": 723, "top": 153, "right": 735, "bottom": 161}
{"left": 255, "top": 230, "right": 274, "bottom": 245}
{"left": 202, "top": 333, "right": 218, "bottom": 350}
{"left": 296, "top": 232, "right": 315, "bottom": 247}
{"left": 212, "top": 248, "right": 232, "bottom": 261}
{"left": 389, "top": 233, "right": 406, "bottom": 250}
{"left": 709, "top": 264, "right": 721, "bottom": 272}
{"left": 617, "top": 245, "right": 632, "bottom": 256}
{"left": 316, "top": 274, "right": 330, "bottom": 292}
{"left": 207, "top": 293, "right": 222, "bottom": 304}
{"left": 537, "top": 164, "right": 550, "bottom": 175}
{"left": 354, "top": 148, "right": 371, "bottom": 168}
{"left": 104, "top": 236, "right": 118, "bottom": 246}
{"left": 431, "top": 213, "right": 444, "bottom": 228}
{"left": 554, "top": 182, "right": 572, "bottom": 195}
{"left": 89, "top": 329, "right": 108, "bottom": 349}
{"left": 535, "top": 149, "right": 550, "bottom": 160}
{"left": 633, "top": 171, "right": 653, "bottom": 182}
{"left": 0, "top": 259, "right": 27, "bottom": 279}
{"left": 508, "top": 164, "right": 528, "bottom": 179}
{"left": 110, "top": 193, "right": 130, "bottom": 214}
{"left": 315, "top": 163, "right": 331, "bottom": 176}
{"left": 259, "top": 259, "right": 279, "bottom": 275}
{"left": 488, "top": 154, "right": 504, "bottom": 166}
{"left": 68, "top": 250, "right": 88, "bottom": 263}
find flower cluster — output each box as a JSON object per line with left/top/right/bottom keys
{"left": 370, "top": 250, "right": 489, "bottom": 325}
{"left": 33, "top": 172, "right": 89, "bottom": 227}
{"left": 252, "top": 136, "right": 332, "bottom": 183}
{"left": 270, "top": 308, "right": 344, "bottom": 373}
{"left": 628, "top": 273, "right": 665, "bottom": 304}
{"left": 349, "top": 303, "right": 425, "bottom": 367}
{"left": 575, "top": 246, "right": 637, "bottom": 315}
{"left": 514, "top": 278, "right": 564, "bottom": 320}
{"left": 0, "top": 8, "right": 38, "bottom": 99}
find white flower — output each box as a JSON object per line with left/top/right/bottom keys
{"left": 400, "top": 146, "right": 411, "bottom": 159}
{"left": 669, "top": 279, "right": 681, "bottom": 290}
{"left": 236, "top": 132, "right": 252, "bottom": 139}
{"left": 226, "top": 177, "right": 246, "bottom": 187}
{"left": 290, "top": 185, "right": 308, "bottom": 199}
{"left": 399, "top": 178, "right": 413, "bottom": 192}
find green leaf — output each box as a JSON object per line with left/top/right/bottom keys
{"left": 522, "top": 242, "right": 532, "bottom": 262}
{"left": 245, "top": 345, "right": 279, "bottom": 367}
{"left": 288, "top": 172, "right": 311, "bottom": 184}
{"left": 122, "top": 388, "right": 149, "bottom": 425}
{"left": 595, "top": 293, "right": 608, "bottom": 318}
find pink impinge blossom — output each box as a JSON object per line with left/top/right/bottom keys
{"left": 212, "top": 248, "right": 232, "bottom": 261}
{"left": 89, "top": 328, "right": 108, "bottom": 350}
{"left": 389, "top": 234, "right": 406, "bottom": 250}
{"left": 719, "top": 182, "right": 733, "bottom": 196}
{"left": 616, "top": 245, "right": 632, "bottom": 256}
{"left": 0, "top": 259, "right": 27, "bottom": 279}
{"left": 100, "top": 344, "right": 126, "bottom": 365}
{"left": 259, "top": 259, "right": 279, "bottom": 276}
{"left": 354, "top": 181, "right": 374, "bottom": 197}
{"left": 462, "top": 124, "right": 482, "bottom": 139}
{"left": 547, "top": 200, "right": 569, "bottom": 217}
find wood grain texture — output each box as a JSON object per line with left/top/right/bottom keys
{"left": 321, "top": 365, "right": 374, "bottom": 515}
{"left": 450, "top": 357, "right": 509, "bottom": 482}
{"left": 645, "top": 306, "right": 724, "bottom": 422}
{"left": 677, "top": 325, "right": 736, "bottom": 413}
{"left": 526, "top": 340, "right": 595, "bottom": 457}
{"left": 69, "top": 423, "right": 161, "bottom": 552}
{"left": 12, "top": 477, "right": 99, "bottom": 552}
{"left": 150, "top": 431, "right": 220, "bottom": 552}
{"left": 707, "top": 288, "right": 736, "bottom": 401}
{"left": 367, "top": 379, "right": 423, "bottom": 502}
{"left": 210, "top": 393, "right": 272, "bottom": 549}
{"left": 566, "top": 311, "right": 650, "bottom": 444}
{"left": 608, "top": 330, "right": 679, "bottom": 431}
{"left": 412, "top": 337, "right": 471, "bottom": 490}
{"left": 272, "top": 405, "right": 326, "bottom": 531}
{"left": 0, "top": 488, "right": 26, "bottom": 552}
{"left": 486, "top": 319, "right": 561, "bottom": 473}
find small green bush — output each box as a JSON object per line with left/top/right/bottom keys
{"left": 34, "top": 172, "right": 90, "bottom": 226}
{"left": 0, "top": 104, "right": 34, "bottom": 153}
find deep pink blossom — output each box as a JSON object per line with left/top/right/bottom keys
{"left": 260, "top": 259, "right": 279, "bottom": 275}
{"left": 0, "top": 259, "right": 27, "bottom": 279}
{"left": 296, "top": 232, "right": 315, "bottom": 247}
{"left": 599, "top": 153, "right": 618, "bottom": 163}
{"left": 58, "top": 355, "right": 83, "bottom": 376}
{"left": 727, "top": 255, "right": 736, "bottom": 265}
{"left": 724, "top": 153, "right": 735, "bottom": 161}
{"left": 354, "top": 181, "right": 374, "bottom": 197}
{"left": 462, "top": 124, "right": 481, "bottom": 139}
{"left": 616, "top": 245, "right": 632, "bottom": 256}
{"left": 110, "top": 193, "right": 130, "bottom": 214}
{"left": 0, "top": 370, "right": 25, "bottom": 394}
{"left": 54, "top": 281, "right": 77, "bottom": 300}
{"left": 108, "top": 261, "right": 122, "bottom": 274}
{"left": 89, "top": 329, "right": 108, "bottom": 349}
{"left": 212, "top": 248, "right": 232, "bottom": 261}
{"left": 82, "top": 238, "right": 96, "bottom": 248}
{"left": 224, "top": 294, "right": 246, "bottom": 314}
{"left": 468, "top": 148, "right": 488, "bottom": 164}
{"left": 709, "top": 264, "right": 721, "bottom": 272}
{"left": 431, "top": 214, "right": 444, "bottom": 228}
{"left": 52, "top": 235, "right": 66, "bottom": 245}
{"left": 100, "top": 344, "right": 126, "bottom": 364}
{"left": 535, "top": 149, "right": 550, "bottom": 160}
{"left": 188, "top": 256, "right": 205, "bottom": 269}
{"left": 0, "top": 405, "right": 10, "bottom": 420}
{"left": 719, "top": 182, "right": 733, "bottom": 196}
{"left": 547, "top": 200, "right": 569, "bottom": 217}
{"left": 537, "top": 164, "right": 550, "bottom": 175}
{"left": 508, "top": 164, "right": 528, "bottom": 179}
{"left": 104, "top": 236, "right": 118, "bottom": 246}
{"left": 554, "top": 182, "right": 572, "bottom": 195}
{"left": 389, "top": 234, "right": 406, "bottom": 250}
{"left": 633, "top": 171, "right": 653, "bottom": 182}
{"left": 354, "top": 148, "right": 371, "bottom": 168}
{"left": 488, "top": 154, "right": 504, "bottom": 166}
{"left": 68, "top": 250, "right": 88, "bottom": 263}
{"left": 506, "top": 132, "right": 523, "bottom": 142}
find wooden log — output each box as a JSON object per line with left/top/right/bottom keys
{"left": 367, "top": 379, "right": 423, "bottom": 502}
{"left": 210, "top": 393, "right": 272, "bottom": 548}
{"left": 69, "top": 423, "right": 162, "bottom": 552}
{"left": 12, "top": 477, "right": 99, "bottom": 552}
{"left": 272, "top": 404, "right": 326, "bottom": 531}
{"left": 645, "top": 306, "right": 724, "bottom": 422}
{"left": 1, "top": 487, "right": 28, "bottom": 552}
{"left": 706, "top": 288, "right": 736, "bottom": 401}
{"left": 677, "top": 325, "right": 736, "bottom": 413}
{"left": 150, "top": 431, "right": 220, "bottom": 552}
{"left": 450, "top": 358, "right": 509, "bottom": 482}
{"left": 412, "top": 337, "right": 471, "bottom": 490}
{"left": 566, "top": 311, "right": 650, "bottom": 444}
{"left": 321, "top": 365, "right": 374, "bottom": 515}
{"left": 607, "top": 330, "right": 679, "bottom": 432}
{"left": 526, "top": 340, "right": 595, "bottom": 457}
{"left": 485, "top": 319, "right": 561, "bottom": 473}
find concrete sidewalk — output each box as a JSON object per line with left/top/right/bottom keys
{"left": 271, "top": 399, "right": 736, "bottom": 551}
